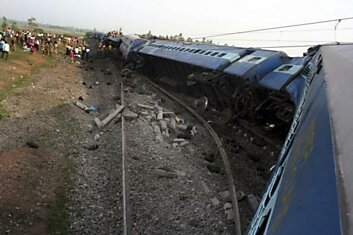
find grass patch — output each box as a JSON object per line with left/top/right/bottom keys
{"left": 0, "top": 49, "right": 57, "bottom": 104}
{"left": 47, "top": 157, "right": 76, "bottom": 235}
{"left": 0, "top": 105, "right": 8, "bottom": 119}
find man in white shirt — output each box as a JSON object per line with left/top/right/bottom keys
{"left": 2, "top": 41, "right": 10, "bottom": 60}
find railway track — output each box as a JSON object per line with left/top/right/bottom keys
{"left": 118, "top": 68, "right": 246, "bottom": 234}
{"left": 75, "top": 43, "right": 278, "bottom": 234}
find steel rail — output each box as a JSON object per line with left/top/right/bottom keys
{"left": 121, "top": 78, "right": 132, "bottom": 235}
{"left": 142, "top": 77, "right": 242, "bottom": 235}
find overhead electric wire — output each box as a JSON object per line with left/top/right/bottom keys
{"left": 255, "top": 42, "right": 353, "bottom": 49}
{"left": 219, "top": 38, "right": 333, "bottom": 43}
{"left": 191, "top": 16, "right": 353, "bottom": 39}
{"left": 187, "top": 27, "right": 353, "bottom": 37}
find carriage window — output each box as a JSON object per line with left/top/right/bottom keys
{"left": 248, "top": 57, "right": 262, "bottom": 62}
{"left": 218, "top": 53, "right": 227, "bottom": 57}
{"left": 279, "top": 65, "right": 293, "bottom": 71}
{"left": 205, "top": 51, "right": 212, "bottom": 55}
{"left": 211, "top": 52, "right": 219, "bottom": 56}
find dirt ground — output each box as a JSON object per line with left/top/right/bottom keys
{"left": 0, "top": 55, "right": 85, "bottom": 234}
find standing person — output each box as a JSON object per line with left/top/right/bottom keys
{"left": 2, "top": 41, "right": 10, "bottom": 60}
{"left": 85, "top": 47, "right": 90, "bottom": 61}
{"left": 81, "top": 45, "right": 86, "bottom": 60}
{"left": 0, "top": 38, "right": 4, "bottom": 54}
{"left": 54, "top": 41, "right": 58, "bottom": 54}
{"left": 69, "top": 49, "right": 74, "bottom": 63}
{"left": 10, "top": 38, "right": 15, "bottom": 51}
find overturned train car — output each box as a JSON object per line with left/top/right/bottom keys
{"left": 118, "top": 34, "right": 353, "bottom": 235}
{"left": 124, "top": 37, "right": 315, "bottom": 133}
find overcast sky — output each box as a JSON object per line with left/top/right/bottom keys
{"left": 3, "top": 0, "right": 353, "bottom": 55}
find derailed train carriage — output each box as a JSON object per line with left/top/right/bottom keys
{"left": 118, "top": 34, "right": 353, "bottom": 235}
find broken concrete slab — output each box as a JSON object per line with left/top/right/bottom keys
{"left": 247, "top": 194, "right": 260, "bottom": 212}
{"left": 202, "top": 181, "right": 211, "bottom": 195}
{"left": 162, "top": 111, "right": 175, "bottom": 117}
{"left": 74, "top": 101, "right": 90, "bottom": 111}
{"left": 162, "top": 129, "right": 170, "bottom": 137}
{"left": 160, "top": 120, "right": 167, "bottom": 130}
{"left": 123, "top": 109, "right": 138, "bottom": 119}
{"left": 137, "top": 103, "right": 154, "bottom": 110}
{"left": 224, "top": 202, "right": 232, "bottom": 210}
{"left": 211, "top": 197, "right": 220, "bottom": 206}
{"left": 225, "top": 209, "right": 234, "bottom": 220}
{"left": 157, "top": 109, "right": 163, "bottom": 120}
{"left": 172, "top": 143, "right": 179, "bottom": 148}
{"left": 154, "top": 169, "right": 178, "bottom": 178}
{"left": 97, "top": 105, "right": 124, "bottom": 128}
{"left": 154, "top": 125, "right": 164, "bottom": 142}
{"left": 220, "top": 190, "right": 246, "bottom": 203}
{"left": 179, "top": 141, "right": 189, "bottom": 147}
{"left": 94, "top": 118, "right": 102, "bottom": 127}
{"left": 154, "top": 167, "right": 185, "bottom": 178}
{"left": 93, "top": 134, "right": 100, "bottom": 141}
{"left": 168, "top": 118, "right": 177, "bottom": 132}
{"left": 173, "top": 138, "right": 186, "bottom": 143}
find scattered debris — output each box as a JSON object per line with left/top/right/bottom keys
{"left": 211, "top": 197, "right": 220, "bottom": 206}
{"left": 74, "top": 101, "right": 90, "bottom": 111}
{"left": 154, "top": 125, "right": 163, "bottom": 142}
{"left": 93, "top": 134, "right": 100, "bottom": 141}
{"left": 123, "top": 109, "right": 138, "bottom": 120}
{"left": 175, "top": 116, "right": 183, "bottom": 123}
{"left": 162, "top": 111, "right": 175, "bottom": 117}
{"left": 220, "top": 190, "right": 246, "bottom": 203}
{"left": 201, "top": 153, "right": 215, "bottom": 163}
{"left": 173, "top": 138, "right": 186, "bottom": 143}
{"left": 84, "top": 144, "right": 99, "bottom": 151}
{"left": 207, "top": 164, "right": 221, "bottom": 174}
{"left": 26, "top": 140, "right": 39, "bottom": 149}
{"left": 202, "top": 181, "right": 211, "bottom": 195}
{"left": 225, "top": 209, "right": 234, "bottom": 220}
{"left": 154, "top": 167, "right": 185, "bottom": 178}
{"left": 157, "top": 108, "right": 163, "bottom": 120}
{"left": 172, "top": 143, "right": 179, "bottom": 148}
{"left": 247, "top": 194, "right": 260, "bottom": 212}
{"left": 179, "top": 141, "right": 189, "bottom": 147}
{"left": 224, "top": 202, "right": 232, "bottom": 210}
{"left": 167, "top": 118, "right": 177, "bottom": 132}
{"left": 95, "top": 105, "right": 124, "bottom": 128}
{"left": 159, "top": 120, "right": 167, "bottom": 131}
{"left": 121, "top": 68, "right": 132, "bottom": 78}
{"left": 137, "top": 103, "right": 154, "bottom": 110}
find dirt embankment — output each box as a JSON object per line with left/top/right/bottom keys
{"left": 0, "top": 53, "right": 86, "bottom": 234}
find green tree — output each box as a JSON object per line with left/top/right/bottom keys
{"left": 11, "top": 21, "right": 18, "bottom": 31}
{"left": 27, "top": 17, "right": 38, "bottom": 28}
{"left": 1, "top": 16, "right": 7, "bottom": 30}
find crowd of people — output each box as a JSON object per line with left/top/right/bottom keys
{"left": 66, "top": 44, "right": 90, "bottom": 63}
{"left": 0, "top": 27, "right": 90, "bottom": 62}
